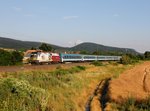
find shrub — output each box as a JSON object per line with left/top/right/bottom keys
{"left": 11, "top": 51, "right": 23, "bottom": 65}
{"left": 0, "top": 78, "right": 49, "bottom": 111}
{"left": 90, "top": 61, "right": 103, "bottom": 66}
{"left": 115, "top": 97, "right": 150, "bottom": 111}
{"left": 76, "top": 65, "right": 86, "bottom": 70}
{"left": 0, "top": 49, "right": 23, "bottom": 66}
{"left": 120, "top": 55, "right": 132, "bottom": 65}
{"left": 0, "top": 49, "right": 13, "bottom": 65}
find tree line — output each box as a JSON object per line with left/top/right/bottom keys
{"left": 0, "top": 43, "right": 150, "bottom": 66}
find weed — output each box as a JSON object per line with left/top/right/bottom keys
{"left": 90, "top": 61, "right": 103, "bottom": 66}
{"left": 112, "top": 96, "right": 150, "bottom": 111}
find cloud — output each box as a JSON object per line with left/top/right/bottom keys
{"left": 63, "top": 16, "right": 79, "bottom": 20}
{"left": 113, "top": 14, "right": 119, "bottom": 17}
{"left": 13, "top": 7, "right": 22, "bottom": 12}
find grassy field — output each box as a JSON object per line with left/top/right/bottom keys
{"left": 0, "top": 62, "right": 133, "bottom": 111}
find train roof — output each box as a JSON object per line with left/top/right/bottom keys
{"left": 59, "top": 53, "right": 82, "bottom": 56}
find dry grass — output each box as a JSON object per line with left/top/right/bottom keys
{"left": 108, "top": 61, "right": 150, "bottom": 103}
{"left": 0, "top": 62, "right": 132, "bottom": 111}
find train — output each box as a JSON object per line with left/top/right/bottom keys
{"left": 23, "top": 50, "right": 122, "bottom": 64}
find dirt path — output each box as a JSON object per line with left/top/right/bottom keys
{"left": 108, "top": 61, "right": 150, "bottom": 103}
{"left": 85, "top": 78, "right": 111, "bottom": 111}
{"left": 143, "top": 68, "right": 150, "bottom": 92}
{"left": 86, "top": 61, "right": 150, "bottom": 111}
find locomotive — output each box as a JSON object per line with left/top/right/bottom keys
{"left": 23, "top": 50, "right": 121, "bottom": 64}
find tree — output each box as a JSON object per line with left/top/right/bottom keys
{"left": 144, "top": 51, "right": 150, "bottom": 59}
{"left": 30, "top": 47, "right": 36, "bottom": 50}
{"left": 39, "top": 43, "right": 52, "bottom": 51}
{"left": 92, "top": 51, "right": 100, "bottom": 55}
{"left": 80, "top": 50, "right": 88, "bottom": 54}
{"left": 0, "top": 49, "right": 12, "bottom": 65}
{"left": 0, "top": 49, "right": 23, "bottom": 66}
{"left": 120, "top": 55, "right": 132, "bottom": 64}
{"left": 11, "top": 51, "right": 23, "bottom": 64}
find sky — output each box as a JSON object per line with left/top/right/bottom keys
{"left": 0, "top": 0, "right": 150, "bottom": 53}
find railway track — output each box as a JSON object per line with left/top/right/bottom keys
{"left": 85, "top": 78, "right": 111, "bottom": 111}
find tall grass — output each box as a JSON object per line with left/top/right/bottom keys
{"left": 0, "top": 66, "right": 86, "bottom": 111}
{"left": 90, "top": 61, "right": 104, "bottom": 66}
{"left": 111, "top": 97, "right": 150, "bottom": 111}
{"left": 0, "top": 63, "right": 132, "bottom": 111}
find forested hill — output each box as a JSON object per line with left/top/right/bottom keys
{"left": 0, "top": 37, "right": 67, "bottom": 51}
{"left": 71, "top": 42, "right": 138, "bottom": 55}
{"left": 0, "top": 37, "right": 139, "bottom": 55}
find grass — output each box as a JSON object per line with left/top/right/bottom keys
{"left": 0, "top": 62, "right": 133, "bottom": 111}
{"left": 90, "top": 61, "right": 104, "bottom": 66}
{"left": 110, "top": 96, "right": 150, "bottom": 111}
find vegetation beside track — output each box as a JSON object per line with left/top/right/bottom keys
{"left": 0, "top": 49, "right": 23, "bottom": 66}
{"left": 0, "top": 62, "right": 134, "bottom": 111}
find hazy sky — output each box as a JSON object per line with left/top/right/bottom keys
{"left": 0, "top": 0, "right": 150, "bottom": 53}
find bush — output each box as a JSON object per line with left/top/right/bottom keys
{"left": 52, "top": 66, "right": 86, "bottom": 76}
{"left": 90, "top": 61, "right": 103, "bottom": 66}
{"left": 76, "top": 65, "right": 86, "bottom": 70}
{"left": 120, "top": 55, "right": 132, "bottom": 65}
{"left": 0, "top": 49, "right": 23, "bottom": 66}
{"left": 0, "top": 49, "right": 13, "bottom": 65}
{"left": 0, "top": 78, "right": 49, "bottom": 111}
{"left": 11, "top": 51, "right": 23, "bottom": 65}
{"left": 120, "top": 54, "right": 143, "bottom": 65}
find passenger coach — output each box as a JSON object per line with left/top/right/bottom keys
{"left": 24, "top": 50, "right": 121, "bottom": 64}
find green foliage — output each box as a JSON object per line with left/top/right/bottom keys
{"left": 30, "top": 47, "right": 36, "bottom": 50}
{"left": 11, "top": 51, "right": 23, "bottom": 64}
{"left": 120, "top": 54, "right": 141, "bottom": 65}
{"left": 0, "top": 37, "right": 140, "bottom": 55}
{"left": 0, "top": 49, "right": 13, "bottom": 65}
{"left": 52, "top": 66, "right": 86, "bottom": 76}
{"left": 144, "top": 51, "right": 150, "bottom": 60}
{"left": 90, "top": 61, "right": 103, "bottom": 66}
{"left": 0, "top": 49, "right": 23, "bottom": 66}
{"left": 92, "top": 51, "right": 100, "bottom": 55}
{"left": 80, "top": 50, "right": 89, "bottom": 54}
{"left": 120, "top": 55, "right": 132, "bottom": 65}
{"left": 39, "top": 43, "right": 52, "bottom": 51}
{"left": 0, "top": 78, "right": 49, "bottom": 111}
{"left": 76, "top": 65, "right": 86, "bottom": 70}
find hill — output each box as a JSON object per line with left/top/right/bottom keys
{"left": 0, "top": 37, "right": 67, "bottom": 51}
{"left": 70, "top": 42, "right": 138, "bottom": 55}
{"left": 0, "top": 37, "right": 139, "bottom": 55}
